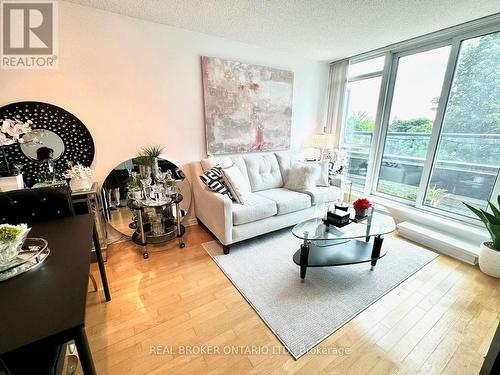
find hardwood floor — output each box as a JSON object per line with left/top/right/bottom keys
{"left": 83, "top": 225, "right": 500, "bottom": 374}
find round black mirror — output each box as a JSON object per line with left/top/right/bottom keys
{"left": 20, "top": 129, "right": 65, "bottom": 161}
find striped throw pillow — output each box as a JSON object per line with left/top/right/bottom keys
{"left": 200, "top": 165, "right": 233, "bottom": 200}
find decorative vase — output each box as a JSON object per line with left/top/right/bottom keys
{"left": 152, "top": 157, "right": 160, "bottom": 181}
{"left": 478, "top": 241, "right": 500, "bottom": 278}
{"left": 0, "top": 227, "right": 31, "bottom": 265}
{"left": 70, "top": 177, "right": 93, "bottom": 191}
{"left": 139, "top": 165, "right": 152, "bottom": 179}
{"left": 355, "top": 208, "right": 368, "bottom": 218}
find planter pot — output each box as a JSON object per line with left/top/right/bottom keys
{"left": 70, "top": 177, "right": 93, "bottom": 192}
{"left": 478, "top": 241, "right": 500, "bottom": 278}
{"left": 139, "top": 165, "right": 152, "bottom": 179}
{"left": 355, "top": 208, "right": 368, "bottom": 218}
{"left": 131, "top": 190, "right": 143, "bottom": 199}
{"left": 152, "top": 157, "right": 160, "bottom": 180}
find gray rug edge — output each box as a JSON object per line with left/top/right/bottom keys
{"left": 202, "top": 240, "right": 439, "bottom": 360}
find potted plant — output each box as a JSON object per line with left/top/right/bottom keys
{"left": 464, "top": 196, "right": 500, "bottom": 278}
{"left": 139, "top": 145, "right": 165, "bottom": 179}
{"left": 427, "top": 185, "right": 448, "bottom": 208}
{"left": 126, "top": 175, "right": 143, "bottom": 199}
{"left": 353, "top": 198, "right": 372, "bottom": 219}
{"left": 134, "top": 155, "right": 154, "bottom": 180}
{"left": 0, "top": 224, "right": 30, "bottom": 265}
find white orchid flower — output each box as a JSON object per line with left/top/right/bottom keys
{"left": 0, "top": 132, "right": 15, "bottom": 146}
{"left": 0, "top": 118, "right": 34, "bottom": 146}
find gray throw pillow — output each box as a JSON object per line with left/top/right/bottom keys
{"left": 284, "top": 163, "right": 320, "bottom": 191}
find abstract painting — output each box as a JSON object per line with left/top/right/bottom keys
{"left": 201, "top": 56, "right": 293, "bottom": 155}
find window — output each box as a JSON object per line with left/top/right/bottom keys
{"left": 424, "top": 32, "right": 500, "bottom": 217}
{"left": 342, "top": 77, "right": 381, "bottom": 187}
{"left": 342, "top": 57, "right": 384, "bottom": 188}
{"left": 377, "top": 46, "right": 451, "bottom": 201}
{"left": 348, "top": 56, "right": 385, "bottom": 77}
{"left": 338, "top": 20, "right": 500, "bottom": 224}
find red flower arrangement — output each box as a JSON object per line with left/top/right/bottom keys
{"left": 353, "top": 198, "right": 372, "bottom": 212}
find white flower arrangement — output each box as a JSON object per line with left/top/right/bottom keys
{"left": 63, "top": 163, "right": 93, "bottom": 180}
{"left": 329, "top": 149, "right": 348, "bottom": 176}
{"left": 0, "top": 118, "right": 33, "bottom": 146}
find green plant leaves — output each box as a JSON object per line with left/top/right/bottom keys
{"left": 465, "top": 196, "right": 500, "bottom": 251}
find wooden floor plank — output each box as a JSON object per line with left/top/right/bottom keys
{"left": 77, "top": 225, "right": 499, "bottom": 375}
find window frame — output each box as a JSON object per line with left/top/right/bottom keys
{"left": 371, "top": 40, "right": 453, "bottom": 203}
{"left": 338, "top": 17, "right": 500, "bottom": 225}
{"left": 340, "top": 53, "right": 386, "bottom": 192}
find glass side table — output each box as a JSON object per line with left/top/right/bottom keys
{"left": 292, "top": 206, "right": 396, "bottom": 280}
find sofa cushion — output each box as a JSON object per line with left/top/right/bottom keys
{"left": 300, "top": 186, "right": 341, "bottom": 205}
{"left": 256, "top": 188, "right": 311, "bottom": 215}
{"left": 201, "top": 156, "right": 250, "bottom": 184}
{"left": 244, "top": 154, "right": 283, "bottom": 192}
{"left": 275, "top": 152, "right": 295, "bottom": 182}
{"left": 232, "top": 194, "right": 277, "bottom": 225}
{"left": 201, "top": 156, "right": 233, "bottom": 172}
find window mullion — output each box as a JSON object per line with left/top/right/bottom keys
{"left": 348, "top": 71, "right": 384, "bottom": 82}
{"left": 414, "top": 38, "right": 462, "bottom": 208}
{"left": 370, "top": 52, "right": 399, "bottom": 195}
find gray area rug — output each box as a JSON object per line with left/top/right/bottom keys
{"left": 202, "top": 228, "right": 438, "bottom": 359}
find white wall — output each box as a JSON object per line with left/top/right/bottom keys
{"left": 0, "top": 1, "right": 329, "bottom": 184}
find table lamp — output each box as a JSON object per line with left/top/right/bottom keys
{"left": 307, "top": 132, "right": 334, "bottom": 160}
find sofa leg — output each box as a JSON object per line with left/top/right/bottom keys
{"left": 222, "top": 245, "right": 230, "bottom": 255}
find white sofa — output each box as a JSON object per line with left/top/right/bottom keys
{"left": 192, "top": 152, "right": 344, "bottom": 253}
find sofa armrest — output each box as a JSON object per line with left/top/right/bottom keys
{"left": 191, "top": 162, "right": 233, "bottom": 245}
{"left": 330, "top": 175, "right": 346, "bottom": 188}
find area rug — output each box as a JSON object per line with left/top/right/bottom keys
{"left": 202, "top": 228, "right": 438, "bottom": 359}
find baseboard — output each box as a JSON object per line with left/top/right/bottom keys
{"left": 185, "top": 217, "right": 198, "bottom": 227}
{"left": 397, "top": 221, "right": 479, "bottom": 265}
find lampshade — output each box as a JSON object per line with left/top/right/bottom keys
{"left": 307, "top": 133, "right": 334, "bottom": 149}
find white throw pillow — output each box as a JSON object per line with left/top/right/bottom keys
{"left": 284, "top": 163, "right": 320, "bottom": 191}
{"left": 222, "top": 165, "right": 252, "bottom": 204}
{"left": 313, "top": 160, "right": 330, "bottom": 187}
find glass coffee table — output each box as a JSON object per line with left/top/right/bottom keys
{"left": 292, "top": 207, "right": 396, "bottom": 280}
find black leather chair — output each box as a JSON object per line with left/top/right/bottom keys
{"left": 0, "top": 185, "right": 110, "bottom": 300}
{"left": 0, "top": 185, "right": 75, "bottom": 223}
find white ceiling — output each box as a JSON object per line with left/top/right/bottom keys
{"left": 65, "top": 0, "right": 500, "bottom": 61}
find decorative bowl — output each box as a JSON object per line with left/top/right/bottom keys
{"left": 0, "top": 225, "right": 31, "bottom": 266}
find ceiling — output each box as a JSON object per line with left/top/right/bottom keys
{"left": 65, "top": 0, "right": 500, "bottom": 61}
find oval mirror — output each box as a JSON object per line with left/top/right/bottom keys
{"left": 20, "top": 129, "right": 65, "bottom": 161}
{"left": 102, "top": 157, "right": 191, "bottom": 238}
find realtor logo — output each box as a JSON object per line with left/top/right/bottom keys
{"left": 1, "top": 0, "right": 58, "bottom": 69}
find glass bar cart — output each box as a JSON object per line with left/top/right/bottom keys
{"left": 127, "top": 186, "right": 186, "bottom": 259}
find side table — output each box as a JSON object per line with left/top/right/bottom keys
{"left": 128, "top": 192, "right": 186, "bottom": 259}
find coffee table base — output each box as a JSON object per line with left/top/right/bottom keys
{"left": 292, "top": 236, "right": 387, "bottom": 280}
